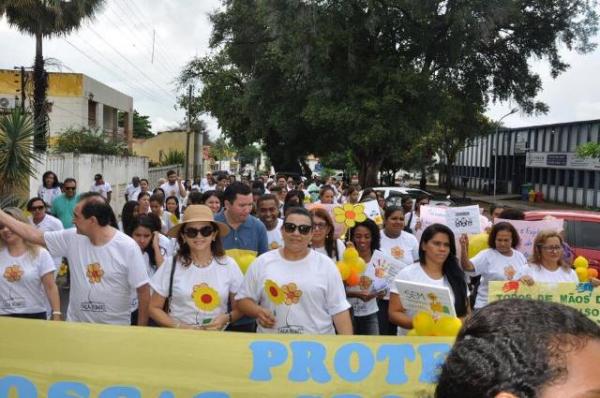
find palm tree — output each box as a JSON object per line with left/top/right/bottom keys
{"left": 0, "top": 109, "right": 41, "bottom": 204}
{"left": 0, "top": 0, "right": 105, "bottom": 151}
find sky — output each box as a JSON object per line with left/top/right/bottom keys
{"left": 1, "top": 0, "right": 600, "bottom": 138}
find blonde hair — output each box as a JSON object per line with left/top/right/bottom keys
{"left": 0, "top": 207, "right": 40, "bottom": 259}
{"left": 529, "top": 230, "right": 569, "bottom": 271}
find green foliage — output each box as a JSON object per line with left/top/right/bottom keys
{"left": 119, "top": 110, "right": 153, "bottom": 139}
{"left": 577, "top": 142, "right": 600, "bottom": 158}
{"left": 160, "top": 149, "right": 185, "bottom": 167}
{"left": 52, "top": 127, "right": 129, "bottom": 156}
{"left": 209, "top": 137, "right": 234, "bottom": 161}
{"left": 237, "top": 144, "right": 261, "bottom": 167}
{"left": 0, "top": 109, "right": 40, "bottom": 199}
{"left": 1, "top": 0, "right": 105, "bottom": 151}
{"left": 180, "top": 0, "right": 598, "bottom": 187}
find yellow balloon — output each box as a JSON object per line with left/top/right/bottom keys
{"left": 413, "top": 311, "right": 435, "bottom": 336}
{"left": 236, "top": 254, "right": 256, "bottom": 274}
{"left": 343, "top": 246, "right": 359, "bottom": 262}
{"left": 353, "top": 257, "right": 366, "bottom": 274}
{"left": 576, "top": 267, "right": 589, "bottom": 282}
{"left": 406, "top": 329, "right": 418, "bottom": 336}
{"left": 432, "top": 316, "right": 463, "bottom": 337}
{"left": 468, "top": 233, "right": 489, "bottom": 258}
{"left": 337, "top": 261, "right": 351, "bottom": 280}
{"left": 573, "top": 256, "right": 589, "bottom": 269}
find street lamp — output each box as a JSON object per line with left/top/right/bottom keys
{"left": 493, "top": 108, "right": 518, "bottom": 201}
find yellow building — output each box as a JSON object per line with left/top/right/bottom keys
{"left": 0, "top": 69, "right": 133, "bottom": 147}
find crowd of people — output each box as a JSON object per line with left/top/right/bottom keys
{"left": 0, "top": 169, "right": 598, "bottom": 337}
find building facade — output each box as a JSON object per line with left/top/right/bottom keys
{"left": 450, "top": 119, "right": 600, "bottom": 208}
{"left": 0, "top": 69, "right": 133, "bottom": 147}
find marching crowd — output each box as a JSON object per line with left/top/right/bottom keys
{"left": 0, "top": 169, "right": 598, "bottom": 338}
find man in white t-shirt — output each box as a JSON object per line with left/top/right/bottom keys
{"left": 0, "top": 193, "right": 150, "bottom": 325}
{"left": 257, "top": 194, "right": 284, "bottom": 250}
{"left": 27, "top": 197, "right": 64, "bottom": 267}
{"left": 125, "top": 176, "right": 141, "bottom": 202}
{"left": 160, "top": 170, "right": 186, "bottom": 202}
{"left": 89, "top": 174, "right": 113, "bottom": 204}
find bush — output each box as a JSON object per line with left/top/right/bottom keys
{"left": 52, "top": 127, "right": 130, "bottom": 156}
{"left": 160, "top": 149, "right": 185, "bottom": 166}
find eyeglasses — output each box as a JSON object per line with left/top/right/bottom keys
{"left": 313, "top": 222, "right": 328, "bottom": 230}
{"left": 64, "top": 187, "right": 76, "bottom": 191}
{"left": 183, "top": 226, "right": 214, "bottom": 238}
{"left": 540, "top": 245, "right": 562, "bottom": 252}
{"left": 283, "top": 222, "right": 312, "bottom": 235}
{"left": 30, "top": 205, "right": 45, "bottom": 211}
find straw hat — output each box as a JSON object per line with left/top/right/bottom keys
{"left": 167, "top": 205, "right": 229, "bottom": 238}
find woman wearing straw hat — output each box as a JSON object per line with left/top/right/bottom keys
{"left": 148, "top": 205, "right": 243, "bottom": 330}
{"left": 0, "top": 207, "right": 61, "bottom": 320}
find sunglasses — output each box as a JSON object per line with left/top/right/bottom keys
{"left": 283, "top": 222, "right": 312, "bottom": 235}
{"left": 64, "top": 187, "right": 76, "bottom": 191}
{"left": 183, "top": 225, "right": 214, "bottom": 238}
{"left": 29, "top": 205, "right": 45, "bottom": 211}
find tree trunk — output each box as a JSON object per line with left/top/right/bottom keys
{"left": 33, "top": 31, "right": 48, "bottom": 151}
{"left": 445, "top": 161, "right": 453, "bottom": 195}
{"left": 419, "top": 164, "right": 427, "bottom": 190}
{"left": 358, "top": 155, "right": 382, "bottom": 188}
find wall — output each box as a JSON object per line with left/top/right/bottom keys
{"left": 30, "top": 153, "right": 148, "bottom": 217}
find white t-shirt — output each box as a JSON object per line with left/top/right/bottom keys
{"left": 380, "top": 231, "right": 419, "bottom": 266}
{"left": 38, "top": 186, "right": 62, "bottom": 208}
{"left": 236, "top": 249, "right": 350, "bottom": 334}
{"left": 470, "top": 248, "right": 528, "bottom": 309}
{"left": 313, "top": 239, "right": 346, "bottom": 262}
{"left": 390, "top": 262, "right": 456, "bottom": 335}
{"left": 89, "top": 182, "right": 112, "bottom": 199}
{"left": 44, "top": 229, "right": 149, "bottom": 324}
{"left": 0, "top": 247, "right": 55, "bottom": 315}
{"left": 266, "top": 219, "right": 284, "bottom": 250}
{"left": 30, "top": 214, "right": 64, "bottom": 266}
{"left": 151, "top": 256, "right": 243, "bottom": 326}
{"left": 346, "top": 254, "right": 379, "bottom": 318}
{"left": 160, "top": 182, "right": 184, "bottom": 202}
{"left": 159, "top": 211, "right": 176, "bottom": 235}
{"left": 126, "top": 184, "right": 141, "bottom": 200}
{"left": 527, "top": 264, "right": 578, "bottom": 283}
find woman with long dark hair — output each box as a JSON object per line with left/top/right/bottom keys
{"left": 148, "top": 205, "right": 242, "bottom": 330}
{"left": 37, "top": 171, "right": 62, "bottom": 210}
{"left": 389, "top": 224, "right": 469, "bottom": 334}
{"left": 119, "top": 201, "right": 139, "bottom": 236}
{"left": 309, "top": 207, "right": 345, "bottom": 261}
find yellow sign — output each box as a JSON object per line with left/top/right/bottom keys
{"left": 488, "top": 281, "right": 600, "bottom": 325}
{"left": 0, "top": 317, "right": 453, "bottom": 397}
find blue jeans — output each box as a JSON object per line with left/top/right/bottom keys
{"left": 352, "top": 312, "right": 379, "bottom": 335}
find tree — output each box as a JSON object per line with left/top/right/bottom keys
{"left": 236, "top": 144, "right": 262, "bottom": 168}
{"left": 0, "top": 0, "right": 105, "bottom": 151}
{"left": 209, "top": 136, "right": 234, "bottom": 161}
{"left": 119, "top": 110, "right": 153, "bottom": 139}
{"left": 181, "top": 0, "right": 598, "bottom": 188}
{"left": 577, "top": 143, "right": 600, "bottom": 158}
{"left": 0, "top": 109, "right": 40, "bottom": 202}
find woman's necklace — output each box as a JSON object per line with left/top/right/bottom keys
{"left": 193, "top": 256, "right": 213, "bottom": 268}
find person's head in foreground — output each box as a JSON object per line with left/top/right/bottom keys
{"left": 435, "top": 299, "right": 600, "bottom": 398}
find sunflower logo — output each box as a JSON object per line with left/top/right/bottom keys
{"left": 282, "top": 283, "right": 303, "bottom": 305}
{"left": 270, "top": 241, "right": 280, "bottom": 250}
{"left": 390, "top": 246, "right": 404, "bottom": 259}
{"left": 191, "top": 283, "right": 220, "bottom": 312}
{"left": 504, "top": 265, "right": 516, "bottom": 280}
{"left": 3, "top": 265, "right": 23, "bottom": 282}
{"left": 264, "top": 279, "right": 285, "bottom": 305}
{"left": 333, "top": 203, "right": 367, "bottom": 228}
{"left": 57, "top": 263, "right": 68, "bottom": 277}
{"left": 86, "top": 263, "right": 104, "bottom": 284}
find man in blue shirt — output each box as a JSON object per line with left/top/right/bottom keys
{"left": 215, "top": 182, "right": 268, "bottom": 332}
{"left": 52, "top": 178, "right": 80, "bottom": 229}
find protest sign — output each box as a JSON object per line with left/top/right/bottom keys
{"left": 369, "top": 249, "right": 405, "bottom": 292}
{"left": 362, "top": 199, "right": 383, "bottom": 225}
{"left": 488, "top": 281, "right": 600, "bottom": 325}
{"left": 0, "top": 317, "right": 453, "bottom": 397}
{"left": 495, "top": 218, "right": 564, "bottom": 258}
{"left": 446, "top": 205, "right": 481, "bottom": 235}
{"left": 394, "top": 280, "right": 457, "bottom": 318}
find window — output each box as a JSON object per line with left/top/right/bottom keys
{"left": 577, "top": 171, "right": 585, "bottom": 188}
{"left": 558, "top": 169, "right": 565, "bottom": 185}
{"left": 589, "top": 172, "right": 597, "bottom": 190}
{"left": 567, "top": 170, "right": 575, "bottom": 187}
{"left": 569, "top": 220, "right": 600, "bottom": 250}
{"left": 549, "top": 169, "right": 556, "bottom": 184}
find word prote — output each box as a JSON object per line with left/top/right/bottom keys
{"left": 249, "top": 340, "right": 451, "bottom": 384}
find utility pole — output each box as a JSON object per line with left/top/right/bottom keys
{"left": 20, "top": 66, "right": 26, "bottom": 111}
{"left": 151, "top": 29, "right": 156, "bottom": 64}
{"left": 184, "top": 85, "right": 193, "bottom": 180}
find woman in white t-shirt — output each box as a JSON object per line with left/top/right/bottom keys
{"left": 378, "top": 206, "right": 419, "bottom": 335}
{"left": 37, "top": 171, "right": 62, "bottom": 211}
{"left": 149, "top": 205, "right": 243, "bottom": 330}
{"left": 309, "top": 207, "right": 346, "bottom": 261}
{"left": 347, "top": 218, "right": 382, "bottom": 335}
{"left": 137, "top": 192, "right": 151, "bottom": 215}
{"left": 527, "top": 230, "right": 578, "bottom": 283}
{"left": 0, "top": 207, "right": 61, "bottom": 320}
{"left": 236, "top": 207, "right": 352, "bottom": 335}
{"left": 149, "top": 194, "right": 175, "bottom": 235}
{"left": 389, "top": 224, "right": 469, "bottom": 335}
{"left": 459, "top": 222, "right": 533, "bottom": 309}
{"left": 165, "top": 196, "right": 181, "bottom": 225}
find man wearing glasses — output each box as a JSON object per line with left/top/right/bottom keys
{"left": 27, "top": 197, "right": 64, "bottom": 267}
{"left": 52, "top": 178, "right": 79, "bottom": 229}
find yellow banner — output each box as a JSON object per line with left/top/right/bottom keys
{"left": 0, "top": 318, "right": 453, "bottom": 397}
{"left": 488, "top": 281, "right": 600, "bottom": 325}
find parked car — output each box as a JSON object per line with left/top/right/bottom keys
{"left": 524, "top": 210, "right": 600, "bottom": 273}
